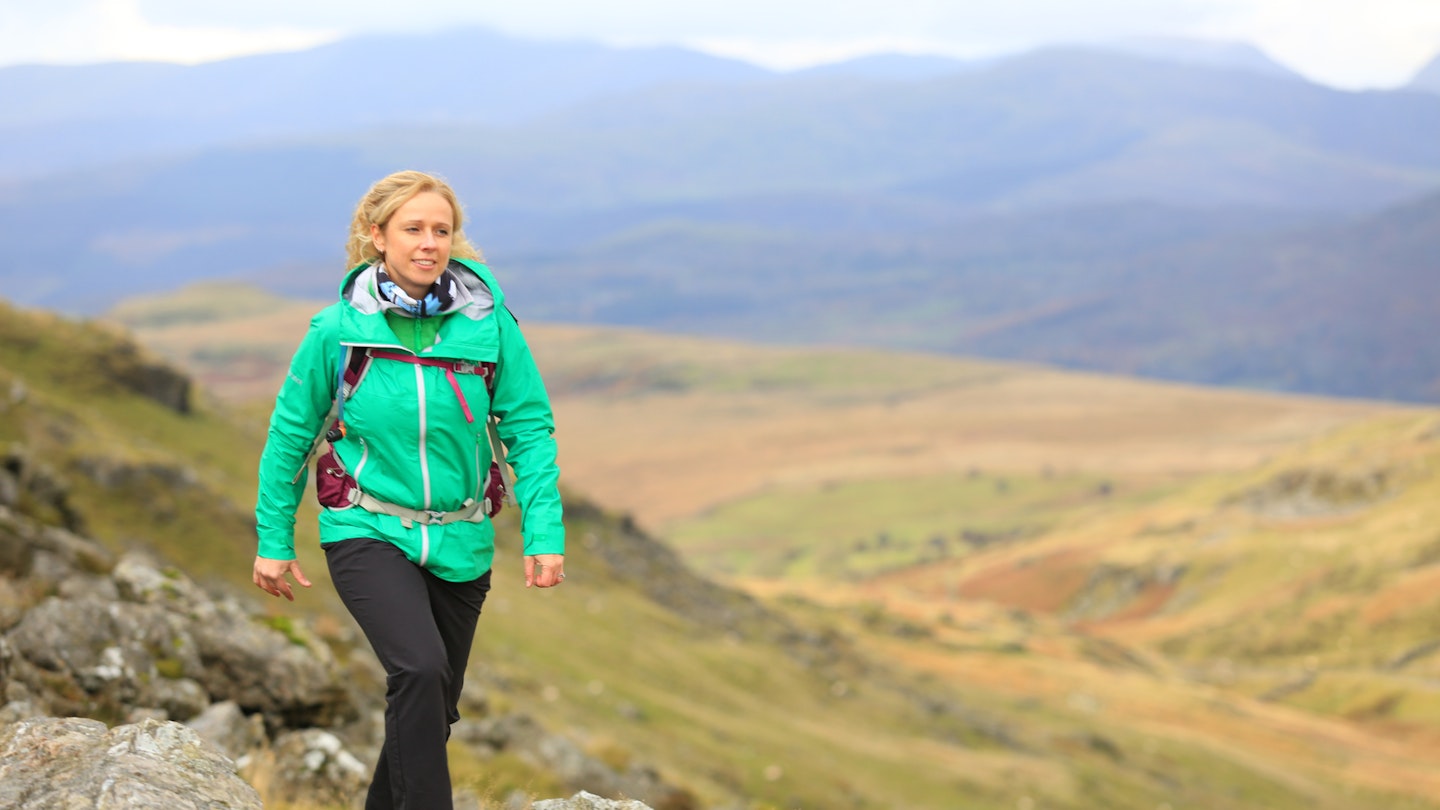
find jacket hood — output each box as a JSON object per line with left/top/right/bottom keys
{"left": 338, "top": 257, "right": 501, "bottom": 322}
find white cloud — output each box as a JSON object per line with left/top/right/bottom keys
{"left": 1208, "top": 0, "right": 1440, "bottom": 88}
{"left": 0, "top": 0, "right": 336, "bottom": 66}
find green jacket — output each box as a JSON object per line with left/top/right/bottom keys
{"left": 254, "top": 258, "right": 564, "bottom": 581}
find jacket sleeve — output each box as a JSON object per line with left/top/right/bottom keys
{"left": 490, "top": 306, "right": 565, "bottom": 556}
{"left": 254, "top": 307, "right": 341, "bottom": 560}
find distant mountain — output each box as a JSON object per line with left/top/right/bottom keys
{"left": 792, "top": 53, "right": 977, "bottom": 80}
{"left": 1092, "top": 37, "right": 1299, "bottom": 79}
{"left": 960, "top": 190, "right": 1440, "bottom": 401}
{"left": 0, "top": 26, "right": 767, "bottom": 179}
{"left": 8, "top": 36, "right": 1440, "bottom": 402}
{"left": 1410, "top": 53, "right": 1440, "bottom": 93}
{"left": 485, "top": 191, "right": 1440, "bottom": 402}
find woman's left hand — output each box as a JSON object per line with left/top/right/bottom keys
{"left": 525, "top": 554, "right": 566, "bottom": 588}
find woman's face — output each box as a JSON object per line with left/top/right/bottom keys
{"left": 371, "top": 191, "right": 454, "bottom": 299}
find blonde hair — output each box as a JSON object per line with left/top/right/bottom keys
{"left": 344, "top": 170, "right": 484, "bottom": 269}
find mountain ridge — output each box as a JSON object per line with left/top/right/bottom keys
{"left": 6, "top": 30, "right": 1440, "bottom": 404}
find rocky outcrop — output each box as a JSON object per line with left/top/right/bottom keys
{"left": 0, "top": 505, "right": 371, "bottom": 807}
{"left": 534, "top": 792, "right": 656, "bottom": 810}
{"left": 456, "top": 713, "right": 696, "bottom": 809}
{"left": 1228, "top": 466, "right": 1392, "bottom": 519}
{"left": 4, "top": 544, "right": 355, "bottom": 732}
{"left": 0, "top": 500, "right": 695, "bottom": 809}
{"left": 102, "top": 340, "right": 193, "bottom": 415}
{"left": 0, "top": 716, "right": 261, "bottom": 809}
{"left": 0, "top": 449, "right": 86, "bottom": 534}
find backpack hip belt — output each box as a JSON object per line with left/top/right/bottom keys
{"left": 345, "top": 489, "right": 487, "bottom": 529}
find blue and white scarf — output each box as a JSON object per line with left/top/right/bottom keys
{"left": 376, "top": 266, "right": 460, "bottom": 318}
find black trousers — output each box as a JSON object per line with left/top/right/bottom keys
{"left": 324, "top": 538, "right": 492, "bottom": 810}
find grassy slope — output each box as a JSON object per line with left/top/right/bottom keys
{"left": 101, "top": 285, "right": 1440, "bottom": 807}
{"left": 3, "top": 298, "right": 992, "bottom": 809}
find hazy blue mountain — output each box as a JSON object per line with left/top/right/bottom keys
{"left": 431, "top": 47, "right": 1440, "bottom": 212}
{"left": 966, "top": 190, "right": 1440, "bottom": 401}
{"left": 8, "top": 35, "right": 1440, "bottom": 402}
{"left": 1410, "top": 54, "right": 1440, "bottom": 93}
{"left": 0, "top": 27, "right": 767, "bottom": 179}
{"left": 1092, "top": 37, "right": 1299, "bottom": 79}
{"left": 10, "top": 45, "right": 1440, "bottom": 305}
{"left": 493, "top": 190, "right": 1440, "bottom": 402}
{"left": 792, "top": 53, "right": 978, "bottom": 80}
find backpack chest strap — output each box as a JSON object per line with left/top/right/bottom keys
{"left": 368, "top": 349, "right": 492, "bottom": 424}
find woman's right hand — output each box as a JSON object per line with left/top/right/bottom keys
{"left": 253, "top": 556, "right": 312, "bottom": 601}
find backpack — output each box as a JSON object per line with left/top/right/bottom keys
{"left": 292, "top": 346, "right": 515, "bottom": 527}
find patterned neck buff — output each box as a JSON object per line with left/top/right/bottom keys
{"left": 376, "top": 266, "right": 459, "bottom": 318}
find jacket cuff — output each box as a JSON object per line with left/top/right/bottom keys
{"left": 256, "top": 534, "right": 297, "bottom": 561}
{"left": 523, "top": 533, "right": 565, "bottom": 557}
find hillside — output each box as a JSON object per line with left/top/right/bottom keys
{"left": 97, "top": 286, "right": 1440, "bottom": 807}
{"left": 108, "top": 282, "right": 1392, "bottom": 531}
{"left": 831, "top": 409, "right": 1440, "bottom": 808}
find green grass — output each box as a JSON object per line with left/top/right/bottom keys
{"left": 668, "top": 469, "right": 1132, "bottom": 579}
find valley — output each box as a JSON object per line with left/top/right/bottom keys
{"left": 99, "top": 282, "right": 1440, "bottom": 807}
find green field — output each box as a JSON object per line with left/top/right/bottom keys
{"left": 669, "top": 469, "right": 1135, "bottom": 580}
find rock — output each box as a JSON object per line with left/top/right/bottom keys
{"left": 0, "top": 505, "right": 37, "bottom": 576}
{"left": 0, "top": 452, "right": 85, "bottom": 534}
{"left": 0, "top": 698, "right": 44, "bottom": 726}
{"left": 0, "top": 716, "right": 261, "bottom": 809}
{"left": 106, "top": 343, "right": 193, "bottom": 414}
{"left": 267, "top": 728, "right": 369, "bottom": 806}
{"left": 1229, "top": 467, "right": 1392, "bottom": 519}
{"left": 456, "top": 713, "right": 693, "bottom": 810}
{"left": 32, "top": 523, "right": 114, "bottom": 577}
{"left": 532, "top": 791, "right": 655, "bottom": 810}
{"left": 144, "top": 676, "right": 210, "bottom": 722}
{"left": 57, "top": 571, "right": 120, "bottom": 602}
{"left": 188, "top": 596, "right": 353, "bottom": 729}
{"left": 7, "top": 596, "right": 203, "bottom": 716}
{"left": 0, "top": 578, "right": 25, "bottom": 632}
{"left": 187, "top": 701, "right": 266, "bottom": 762}
{"left": 113, "top": 553, "right": 210, "bottom": 607}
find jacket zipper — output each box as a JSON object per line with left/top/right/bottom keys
{"left": 353, "top": 437, "right": 370, "bottom": 485}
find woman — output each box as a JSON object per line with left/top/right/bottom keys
{"left": 252, "top": 170, "right": 565, "bottom": 809}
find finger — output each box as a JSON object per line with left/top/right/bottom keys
{"left": 290, "top": 562, "right": 312, "bottom": 588}
{"left": 524, "top": 557, "right": 537, "bottom": 588}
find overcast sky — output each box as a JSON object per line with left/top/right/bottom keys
{"left": 3, "top": 0, "right": 1439, "bottom": 90}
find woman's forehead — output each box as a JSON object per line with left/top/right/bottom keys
{"left": 393, "top": 191, "right": 454, "bottom": 223}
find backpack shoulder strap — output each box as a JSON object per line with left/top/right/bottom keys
{"left": 289, "top": 345, "right": 368, "bottom": 484}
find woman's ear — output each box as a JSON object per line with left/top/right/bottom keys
{"left": 370, "top": 222, "right": 385, "bottom": 255}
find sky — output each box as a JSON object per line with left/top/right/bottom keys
{"left": 2, "top": 0, "right": 1439, "bottom": 90}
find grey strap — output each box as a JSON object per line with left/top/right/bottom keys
{"left": 486, "top": 416, "right": 517, "bottom": 509}
{"left": 347, "top": 490, "right": 486, "bottom": 529}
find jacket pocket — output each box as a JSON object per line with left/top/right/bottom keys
{"left": 315, "top": 446, "right": 357, "bottom": 509}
